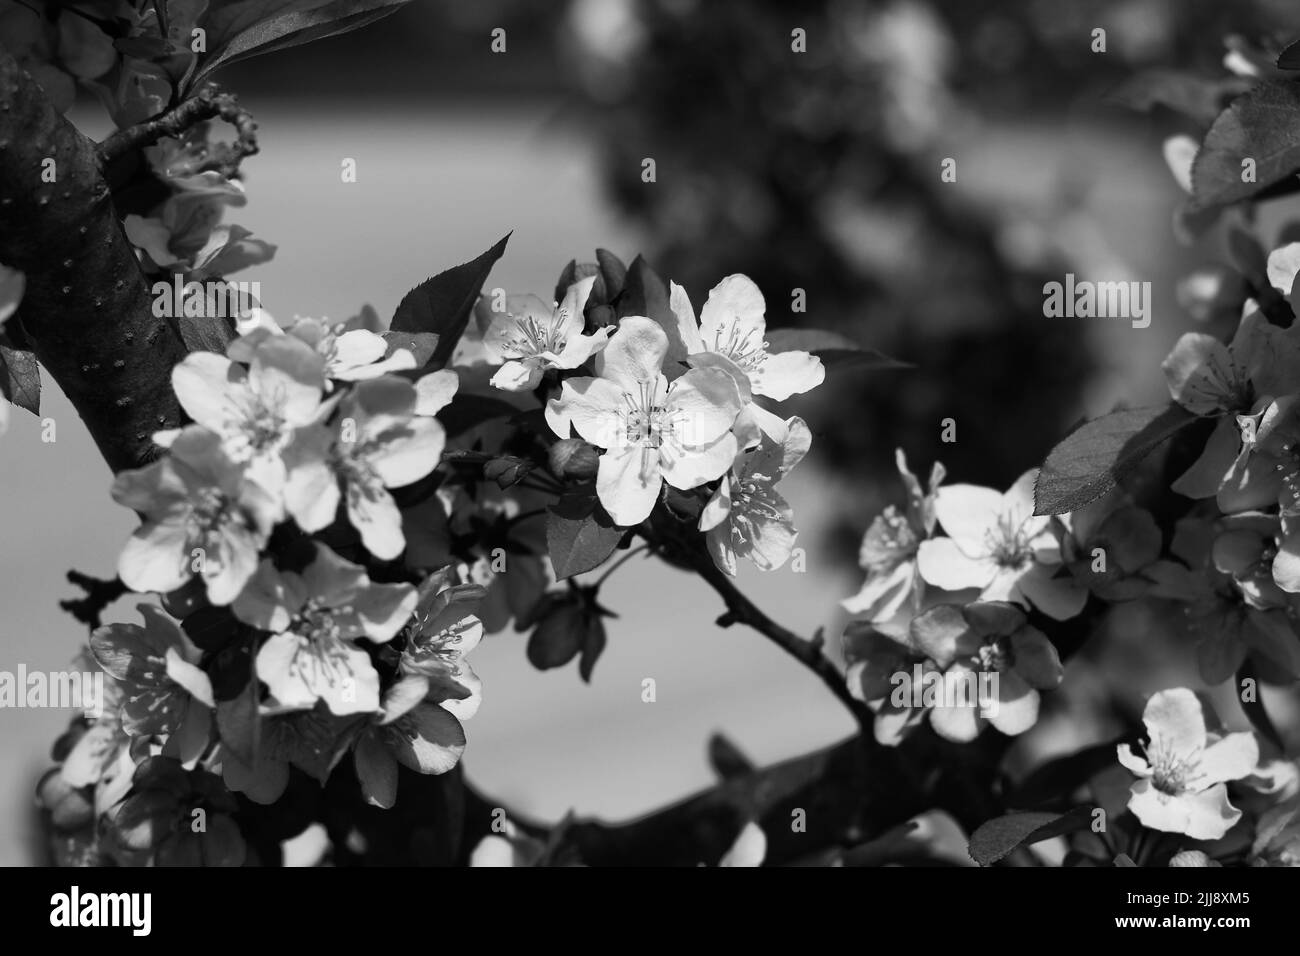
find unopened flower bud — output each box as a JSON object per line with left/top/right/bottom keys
{"left": 549, "top": 438, "right": 599, "bottom": 479}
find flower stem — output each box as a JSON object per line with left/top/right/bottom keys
{"left": 593, "top": 544, "right": 651, "bottom": 588}
{"left": 98, "top": 85, "right": 259, "bottom": 176}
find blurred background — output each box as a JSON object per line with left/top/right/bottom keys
{"left": 5, "top": 0, "right": 1300, "bottom": 864}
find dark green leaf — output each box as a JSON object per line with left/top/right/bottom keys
{"left": 707, "top": 733, "right": 755, "bottom": 781}
{"left": 1007, "top": 742, "right": 1123, "bottom": 809}
{"left": 390, "top": 233, "right": 510, "bottom": 370}
{"left": 526, "top": 596, "right": 585, "bottom": 670}
{"left": 663, "top": 485, "right": 705, "bottom": 521}
{"left": 616, "top": 255, "right": 672, "bottom": 324}
{"left": 113, "top": 36, "right": 175, "bottom": 60}
{"left": 765, "top": 328, "right": 911, "bottom": 371}
{"left": 438, "top": 392, "right": 521, "bottom": 438}
{"left": 968, "top": 806, "right": 1094, "bottom": 866}
{"left": 400, "top": 496, "right": 452, "bottom": 574}
{"left": 182, "top": 605, "right": 243, "bottom": 654}
{"left": 1279, "top": 39, "right": 1300, "bottom": 70}
{"left": 215, "top": 679, "right": 260, "bottom": 765}
{"left": 205, "top": 633, "right": 254, "bottom": 700}
{"left": 578, "top": 613, "right": 607, "bottom": 683}
{"left": 1226, "top": 223, "right": 1268, "bottom": 279}
{"left": 483, "top": 456, "right": 533, "bottom": 489}
{"left": 0, "top": 343, "right": 39, "bottom": 415}
{"left": 381, "top": 330, "right": 439, "bottom": 370}
{"left": 547, "top": 493, "right": 623, "bottom": 580}
{"left": 1107, "top": 70, "right": 1252, "bottom": 127}
{"left": 192, "top": 0, "right": 410, "bottom": 89}
{"left": 596, "top": 248, "right": 628, "bottom": 300}
{"left": 1033, "top": 404, "right": 1199, "bottom": 516}
{"left": 1190, "top": 80, "right": 1300, "bottom": 213}
{"left": 264, "top": 706, "right": 363, "bottom": 784}
{"left": 161, "top": 577, "right": 209, "bottom": 621}
{"left": 552, "top": 259, "right": 579, "bottom": 305}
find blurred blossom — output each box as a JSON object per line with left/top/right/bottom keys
{"left": 838, "top": 0, "right": 955, "bottom": 150}
{"left": 564, "top": 0, "right": 647, "bottom": 100}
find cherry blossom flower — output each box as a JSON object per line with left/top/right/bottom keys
{"left": 56, "top": 653, "right": 141, "bottom": 815}
{"left": 124, "top": 174, "right": 275, "bottom": 279}
{"left": 699, "top": 416, "right": 809, "bottom": 575}
{"left": 103, "top": 757, "right": 245, "bottom": 867}
{"left": 1117, "top": 688, "right": 1258, "bottom": 841}
{"left": 909, "top": 601, "right": 1063, "bottom": 742}
{"left": 484, "top": 276, "right": 610, "bottom": 391}
{"left": 717, "top": 822, "right": 767, "bottom": 867}
{"left": 0, "top": 2, "right": 116, "bottom": 113}
{"left": 469, "top": 819, "right": 550, "bottom": 867}
{"left": 1143, "top": 514, "right": 1300, "bottom": 684}
{"left": 397, "top": 567, "right": 486, "bottom": 719}
{"left": 843, "top": 620, "right": 933, "bottom": 746}
{"left": 467, "top": 813, "right": 588, "bottom": 867}
{"left": 843, "top": 449, "right": 945, "bottom": 621}
{"left": 430, "top": 484, "right": 551, "bottom": 632}
{"left": 1162, "top": 311, "right": 1275, "bottom": 418}
{"left": 90, "top": 604, "right": 214, "bottom": 766}
{"left": 352, "top": 676, "right": 469, "bottom": 809}
{"left": 1162, "top": 135, "right": 1197, "bottom": 193}
{"left": 283, "top": 375, "right": 447, "bottom": 559}
{"left": 216, "top": 705, "right": 365, "bottom": 807}
{"left": 1168, "top": 850, "right": 1220, "bottom": 867}
{"left": 1163, "top": 250, "right": 1300, "bottom": 505}
{"left": 1059, "top": 493, "right": 1161, "bottom": 601}
{"left": 668, "top": 274, "right": 824, "bottom": 437}
{"left": 414, "top": 369, "right": 459, "bottom": 417}
{"left": 916, "top": 470, "right": 1086, "bottom": 620}
{"left": 163, "top": 335, "right": 328, "bottom": 495}
{"left": 545, "top": 316, "right": 742, "bottom": 525}
{"left": 112, "top": 426, "right": 279, "bottom": 604}
{"left": 229, "top": 309, "right": 417, "bottom": 384}
{"left": 232, "top": 543, "right": 418, "bottom": 715}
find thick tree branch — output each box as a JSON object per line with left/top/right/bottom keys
{"left": 98, "top": 84, "right": 258, "bottom": 177}
{"left": 0, "top": 44, "right": 186, "bottom": 473}
{"left": 457, "top": 735, "right": 893, "bottom": 866}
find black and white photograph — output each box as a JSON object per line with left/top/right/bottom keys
{"left": 0, "top": 0, "right": 1295, "bottom": 927}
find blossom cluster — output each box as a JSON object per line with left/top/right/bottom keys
{"left": 837, "top": 239, "right": 1300, "bottom": 862}
{"left": 123, "top": 126, "right": 275, "bottom": 280}
{"left": 492, "top": 272, "right": 824, "bottom": 571}
{"left": 39, "top": 306, "right": 482, "bottom": 864}
{"left": 37, "top": 260, "right": 833, "bottom": 865}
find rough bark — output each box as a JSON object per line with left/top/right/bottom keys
{"left": 0, "top": 44, "right": 184, "bottom": 474}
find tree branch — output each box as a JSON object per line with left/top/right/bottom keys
{"left": 683, "top": 546, "right": 875, "bottom": 734}
{"left": 98, "top": 84, "right": 258, "bottom": 177}
{"left": 0, "top": 45, "right": 186, "bottom": 473}
{"left": 60, "top": 570, "right": 128, "bottom": 630}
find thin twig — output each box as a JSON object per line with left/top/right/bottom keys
{"left": 60, "top": 570, "right": 128, "bottom": 630}
{"left": 684, "top": 547, "right": 874, "bottom": 733}
{"left": 593, "top": 543, "right": 651, "bottom": 588}
{"left": 98, "top": 85, "right": 259, "bottom": 177}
